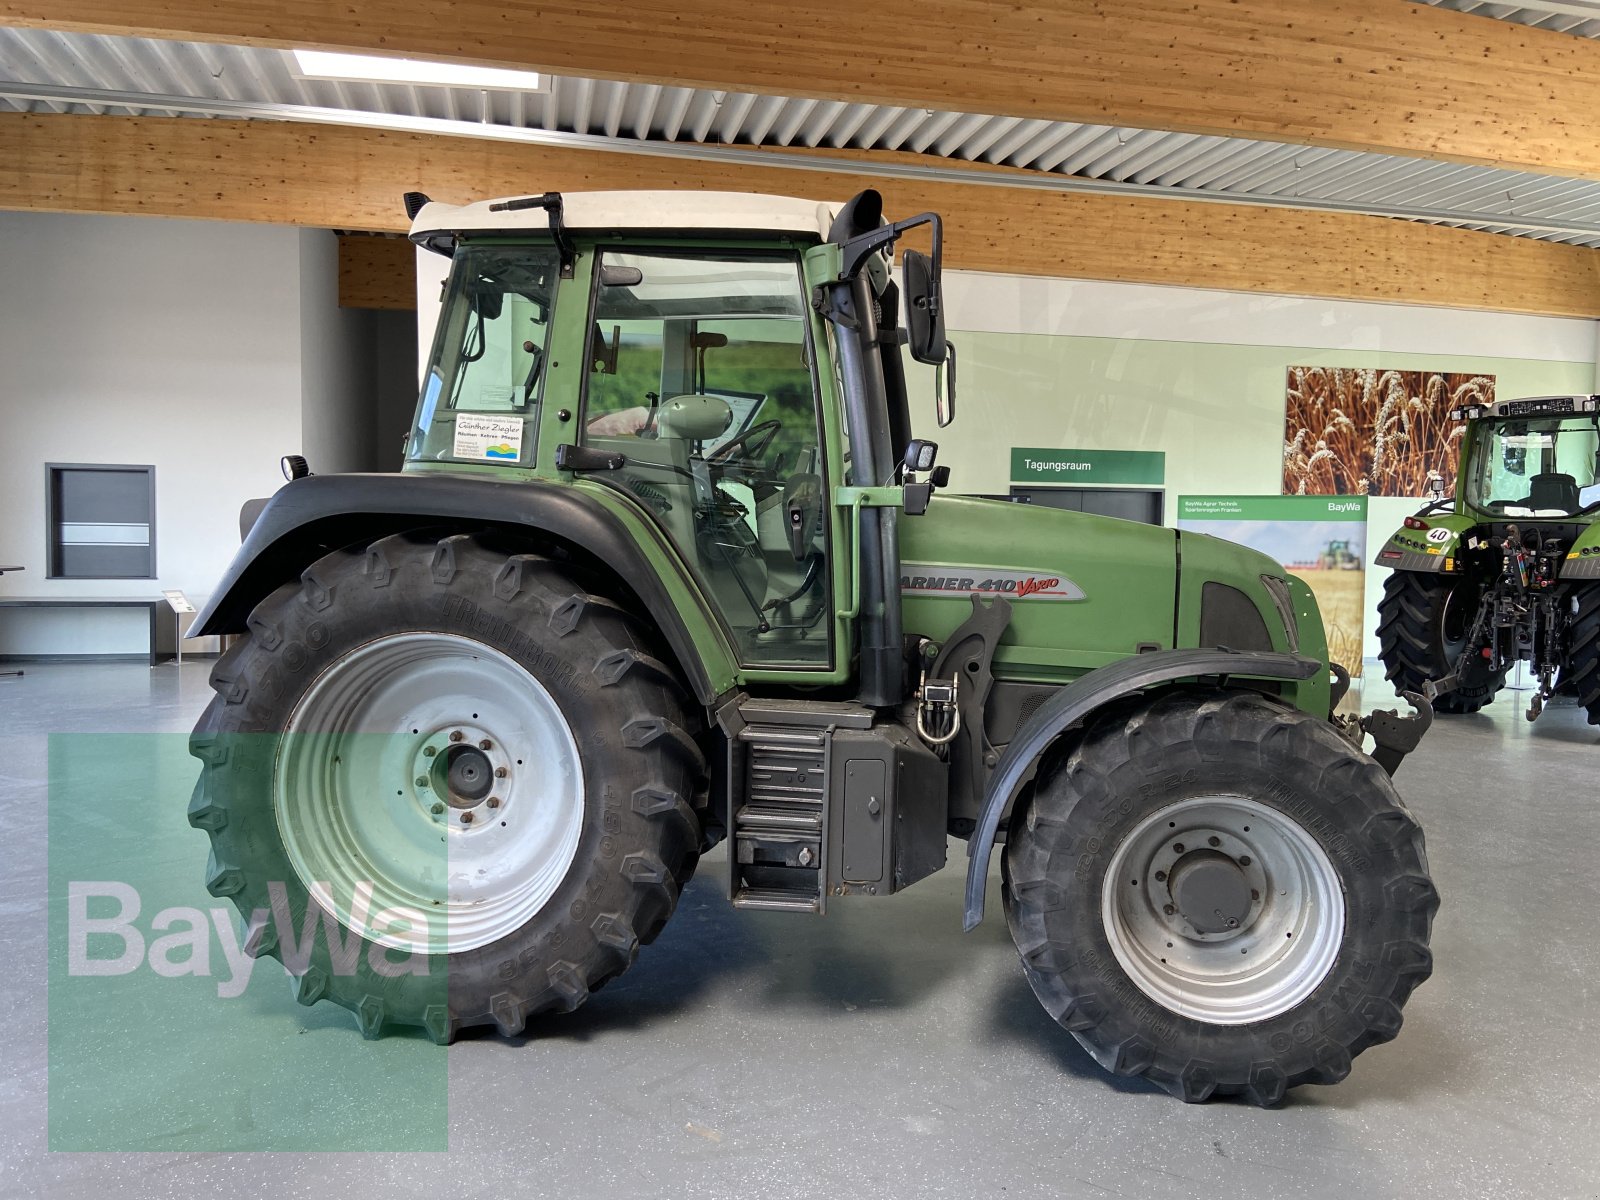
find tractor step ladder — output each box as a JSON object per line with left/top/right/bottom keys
{"left": 727, "top": 698, "right": 874, "bottom": 914}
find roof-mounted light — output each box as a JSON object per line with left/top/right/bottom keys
{"left": 291, "top": 50, "right": 545, "bottom": 93}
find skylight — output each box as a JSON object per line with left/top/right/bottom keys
{"left": 291, "top": 49, "right": 545, "bottom": 92}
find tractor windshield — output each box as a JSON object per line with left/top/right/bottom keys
{"left": 407, "top": 242, "right": 562, "bottom": 465}
{"left": 1464, "top": 415, "right": 1600, "bottom": 517}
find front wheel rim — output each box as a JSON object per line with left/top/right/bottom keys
{"left": 275, "top": 632, "right": 586, "bottom": 956}
{"left": 1101, "top": 795, "right": 1345, "bottom": 1025}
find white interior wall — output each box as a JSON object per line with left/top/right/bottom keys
{"left": 0, "top": 212, "right": 305, "bottom": 655}
{"left": 298, "top": 230, "right": 375, "bottom": 477}
{"left": 0, "top": 213, "right": 403, "bottom": 658}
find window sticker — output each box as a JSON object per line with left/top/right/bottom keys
{"left": 452, "top": 413, "right": 523, "bottom": 462}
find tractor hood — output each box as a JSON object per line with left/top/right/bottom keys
{"left": 897, "top": 495, "right": 1183, "bottom": 680}
{"left": 898, "top": 497, "right": 1307, "bottom": 684}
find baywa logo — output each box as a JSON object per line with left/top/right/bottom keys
{"left": 67, "top": 879, "right": 432, "bottom": 997}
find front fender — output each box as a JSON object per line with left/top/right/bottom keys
{"left": 962, "top": 647, "right": 1322, "bottom": 931}
{"left": 190, "top": 472, "right": 739, "bottom": 705}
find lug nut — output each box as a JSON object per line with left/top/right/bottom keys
{"left": 460, "top": 811, "right": 474, "bottom": 825}
{"left": 1239, "top": 855, "right": 1252, "bottom": 867}
{"left": 495, "top": 767, "right": 508, "bottom": 778}
{"left": 422, "top": 746, "right": 437, "bottom": 757}
{"left": 1251, "top": 889, "right": 1261, "bottom": 901}
{"left": 1173, "top": 843, "right": 1185, "bottom": 854}
{"left": 1154, "top": 870, "right": 1167, "bottom": 883}
{"left": 430, "top": 803, "right": 444, "bottom": 816}
{"left": 449, "top": 730, "right": 464, "bottom": 743}
{"left": 1163, "top": 903, "right": 1177, "bottom": 916}
{"left": 415, "top": 776, "right": 429, "bottom": 788}
{"left": 487, "top": 796, "right": 500, "bottom": 809}
{"left": 1208, "top": 836, "right": 1221, "bottom": 847}
{"left": 479, "top": 738, "right": 493, "bottom": 750}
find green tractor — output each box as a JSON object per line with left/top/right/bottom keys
{"left": 1319, "top": 539, "right": 1360, "bottom": 570}
{"left": 186, "top": 187, "right": 1437, "bottom": 1105}
{"left": 1376, "top": 395, "right": 1600, "bottom": 721}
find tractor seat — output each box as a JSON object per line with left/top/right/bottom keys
{"left": 1521, "top": 472, "right": 1580, "bottom": 513}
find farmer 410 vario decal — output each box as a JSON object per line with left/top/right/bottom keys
{"left": 899, "top": 563, "right": 1086, "bottom": 601}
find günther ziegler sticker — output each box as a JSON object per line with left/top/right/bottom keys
{"left": 900, "top": 564, "right": 1086, "bottom": 601}
{"left": 453, "top": 413, "right": 524, "bottom": 462}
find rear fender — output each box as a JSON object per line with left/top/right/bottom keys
{"left": 190, "top": 472, "right": 738, "bottom": 705}
{"left": 1374, "top": 510, "right": 1476, "bottom": 573}
{"left": 962, "top": 647, "right": 1321, "bottom": 930}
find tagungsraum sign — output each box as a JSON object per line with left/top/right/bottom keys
{"left": 1010, "top": 448, "right": 1166, "bottom": 486}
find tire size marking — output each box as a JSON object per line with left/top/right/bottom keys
{"left": 1263, "top": 778, "right": 1373, "bottom": 872}
{"left": 441, "top": 595, "right": 578, "bottom": 691}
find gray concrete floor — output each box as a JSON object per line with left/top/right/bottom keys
{"left": 2, "top": 661, "right": 1597, "bottom": 1198}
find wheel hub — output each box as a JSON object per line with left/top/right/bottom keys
{"left": 1168, "top": 850, "right": 1253, "bottom": 934}
{"left": 275, "top": 632, "right": 585, "bottom": 955}
{"left": 440, "top": 744, "right": 493, "bottom": 806}
{"left": 1101, "top": 796, "right": 1346, "bottom": 1024}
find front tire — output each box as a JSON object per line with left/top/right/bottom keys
{"left": 1377, "top": 571, "right": 1504, "bottom": 713}
{"left": 188, "top": 531, "right": 705, "bottom": 1041}
{"left": 1002, "top": 689, "right": 1437, "bottom": 1105}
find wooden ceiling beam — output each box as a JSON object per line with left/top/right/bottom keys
{"left": 337, "top": 234, "right": 415, "bottom": 310}
{"left": 7, "top": 0, "right": 1600, "bottom": 179}
{"left": 2, "top": 113, "right": 1598, "bottom": 318}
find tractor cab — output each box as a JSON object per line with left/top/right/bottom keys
{"left": 403, "top": 187, "right": 954, "bottom": 690}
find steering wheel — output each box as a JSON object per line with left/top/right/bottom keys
{"left": 707, "top": 419, "right": 781, "bottom": 466}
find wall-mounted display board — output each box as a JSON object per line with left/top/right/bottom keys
{"left": 1011, "top": 447, "right": 1165, "bottom": 486}
{"left": 1178, "top": 494, "right": 1368, "bottom": 676}
{"left": 45, "top": 464, "right": 156, "bottom": 580}
{"left": 1283, "top": 367, "right": 1494, "bottom": 497}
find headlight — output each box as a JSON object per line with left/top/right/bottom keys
{"left": 1259, "top": 574, "right": 1300, "bottom": 653}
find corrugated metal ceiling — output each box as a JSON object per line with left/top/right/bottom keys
{"left": 2, "top": 16, "right": 1600, "bottom": 246}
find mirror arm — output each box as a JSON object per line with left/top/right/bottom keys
{"left": 836, "top": 212, "right": 944, "bottom": 280}
{"left": 488, "top": 192, "right": 576, "bottom": 278}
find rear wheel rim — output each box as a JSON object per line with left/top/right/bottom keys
{"left": 1100, "top": 795, "right": 1345, "bottom": 1025}
{"left": 275, "top": 632, "right": 585, "bottom": 956}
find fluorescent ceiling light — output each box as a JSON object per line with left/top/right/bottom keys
{"left": 291, "top": 49, "right": 544, "bottom": 92}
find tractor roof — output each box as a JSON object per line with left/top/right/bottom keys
{"left": 1450, "top": 394, "right": 1600, "bottom": 421}
{"left": 410, "top": 190, "right": 840, "bottom": 253}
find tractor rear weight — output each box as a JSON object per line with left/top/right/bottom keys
{"left": 186, "top": 185, "right": 1437, "bottom": 1105}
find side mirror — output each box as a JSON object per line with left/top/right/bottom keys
{"left": 935, "top": 342, "right": 957, "bottom": 428}
{"left": 902, "top": 250, "right": 946, "bottom": 366}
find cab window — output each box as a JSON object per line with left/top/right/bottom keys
{"left": 582, "top": 250, "right": 831, "bottom": 667}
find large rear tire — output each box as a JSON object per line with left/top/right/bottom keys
{"left": 1566, "top": 584, "right": 1600, "bottom": 725}
{"left": 1002, "top": 689, "right": 1438, "bottom": 1105}
{"left": 188, "top": 530, "right": 705, "bottom": 1041}
{"left": 1377, "top": 571, "right": 1504, "bottom": 713}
